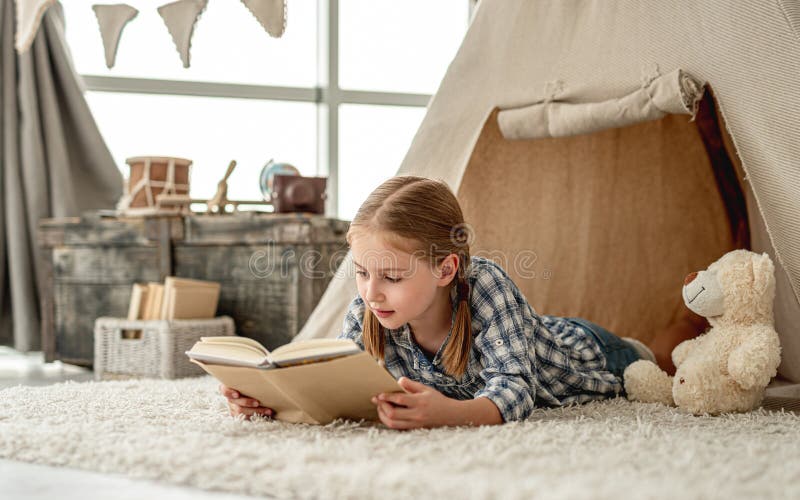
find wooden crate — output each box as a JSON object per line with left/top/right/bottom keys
{"left": 38, "top": 212, "right": 349, "bottom": 366}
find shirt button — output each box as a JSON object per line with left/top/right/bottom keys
{"left": 495, "top": 339, "right": 504, "bottom": 346}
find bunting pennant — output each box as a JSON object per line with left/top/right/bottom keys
{"left": 92, "top": 4, "right": 139, "bottom": 68}
{"left": 17, "top": 0, "right": 287, "bottom": 64}
{"left": 157, "top": 0, "right": 208, "bottom": 68}
{"left": 240, "top": 0, "right": 286, "bottom": 38}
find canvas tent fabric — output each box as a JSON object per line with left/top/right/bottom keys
{"left": 296, "top": 0, "right": 800, "bottom": 382}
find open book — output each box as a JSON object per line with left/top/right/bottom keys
{"left": 186, "top": 336, "right": 363, "bottom": 368}
{"left": 186, "top": 337, "right": 402, "bottom": 424}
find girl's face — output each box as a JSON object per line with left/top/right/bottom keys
{"left": 350, "top": 231, "right": 453, "bottom": 331}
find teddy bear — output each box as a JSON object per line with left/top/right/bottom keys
{"left": 623, "top": 249, "right": 781, "bottom": 414}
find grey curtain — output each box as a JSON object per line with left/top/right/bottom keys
{"left": 1, "top": 2, "right": 122, "bottom": 351}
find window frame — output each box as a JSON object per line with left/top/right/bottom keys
{"left": 79, "top": 0, "right": 475, "bottom": 217}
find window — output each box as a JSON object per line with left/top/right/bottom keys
{"left": 339, "top": 0, "right": 469, "bottom": 94}
{"left": 85, "top": 93, "right": 317, "bottom": 202}
{"left": 338, "top": 104, "right": 427, "bottom": 219}
{"left": 63, "top": 0, "right": 470, "bottom": 218}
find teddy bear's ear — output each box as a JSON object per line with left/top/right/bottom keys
{"left": 752, "top": 252, "right": 775, "bottom": 296}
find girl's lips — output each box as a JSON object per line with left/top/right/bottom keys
{"left": 373, "top": 309, "right": 394, "bottom": 318}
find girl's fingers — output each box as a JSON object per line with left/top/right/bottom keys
{"left": 246, "top": 407, "right": 273, "bottom": 417}
{"left": 219, "top": 384, "right": 241, "bottom": 399}
{"left": 376, "top": 402, "right": 396, "bottom": 428}
{"left": 221, "top": 386, "right": 273, "bottom": 419}
{"left": 376, "top": 400, "right": 418, "bottom": 426}
{"left": 229, "top": 396, "right": 262, "bottom": 408}
{"left": 228, "top": 402, "right": 273, "bottom": 418}
{"left": 377, "top": 408, "right": 415, "bottom": 430}
{"left": 397, "top": 377, "right": 428, "bottom": 394}
{"left": 378, "top": 391, "right": 413, "bottom": 407}
{"left": 218, "top": 386, "right": 258, "bottom": 407}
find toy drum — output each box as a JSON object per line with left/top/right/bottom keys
{"left": 117, "top": 156, "right": 192, "bottom": 215}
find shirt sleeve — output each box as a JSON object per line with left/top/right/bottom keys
{"left": 336, "top": 296, "right": 365, "bottom": 350}
{"left": 470, "top": 263, "right": 538, "bottom": 422}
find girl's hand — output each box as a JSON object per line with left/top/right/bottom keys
{"left": 371, "top": 377, "right": 458, "bottom": 430}
{"left": 219, "top": 384, "right": 274, "bottom": 419}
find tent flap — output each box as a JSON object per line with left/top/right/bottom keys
{"left": 497, "top": 69, "right": 705, "bottom": 140}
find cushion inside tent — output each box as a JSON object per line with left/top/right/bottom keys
{"left": 457, "top": 90, "right": 746, "bottom": 343}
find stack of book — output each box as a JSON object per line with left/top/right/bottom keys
{"left": 127, "top": 277, "right": 221, "bottom": 321}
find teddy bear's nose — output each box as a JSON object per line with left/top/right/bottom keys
{"left": 684, "top": 272, "right": 698, "bottom": 285}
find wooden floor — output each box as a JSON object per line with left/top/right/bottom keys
{"left": 0, "top": 347, "right": 94, "bottom": 390}
{"left": 0, "top": 459, "right": 258, "bottom": 500}
{"left": 762, "top": 395, "right": 800, "bottom": 413}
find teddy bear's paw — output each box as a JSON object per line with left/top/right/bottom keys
{"left": 623, "top": 360, "right": 674, "bottom": 405}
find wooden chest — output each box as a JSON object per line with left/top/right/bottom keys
{"left": 38, "top": 213, "right": 349, "bottom": 366}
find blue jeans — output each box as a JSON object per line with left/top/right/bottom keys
{"left": 566, "top": 317, "right": 642, "bottom": 384}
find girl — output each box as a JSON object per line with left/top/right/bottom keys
{"left": 222, "top": 176, "right": 673, "bottom": 428}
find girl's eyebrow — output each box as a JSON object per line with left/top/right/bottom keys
{"left": 353, "top": 261, "right": 409, "bottom": 272}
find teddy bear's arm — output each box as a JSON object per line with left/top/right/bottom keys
{"left": 727, "top": 327, "right": 781, "bottom": 391}
{"left": 671, "top": 336, "right": 705, "bottom": 368}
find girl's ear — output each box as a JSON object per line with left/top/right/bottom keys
{"left": 437, "top": 253, "right": 460, "bottom": 286}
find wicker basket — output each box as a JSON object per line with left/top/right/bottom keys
{"left": 93, "top": 316, "right": 235, "bottom": 380}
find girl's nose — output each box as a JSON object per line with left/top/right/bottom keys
{"left": 364, "top": 280, "right": 384, "bottom": 303}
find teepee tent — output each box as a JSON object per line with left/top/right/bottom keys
{"left": 296, "top": 0, "right": 800, "bottom": 382}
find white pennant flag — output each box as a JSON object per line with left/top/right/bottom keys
{"left": 240, "top": 0, "right": 286, "bottom": 38}
{"left": 157, "top": 0, "right": 208, "bottom": 68}
{"left": 15, "top": 0, "right": 57, "bottom": 52}
{"left": 92, "top": 4, "right": 139, "bottom": 68}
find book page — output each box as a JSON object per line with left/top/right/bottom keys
{"left": 271, "top": 338, "right": 355, "bottom": 355}
{"left": 269, "top": 339, "right": 360, "bottom": 366}
{"left": 187, "top": 341, "right": 269, "bottom": 366}
{"left": 200, "top": 336, "right": 268, "bottom": 354}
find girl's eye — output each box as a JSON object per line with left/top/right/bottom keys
{"left": 355, "top": 270, "right": 368, "bottom": 278}
{"left": 384, "top": 276, "right": 401, "bottom": 283}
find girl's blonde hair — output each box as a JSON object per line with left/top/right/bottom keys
{"left": 346, "top": 176, "right": 473, "bottom": 377}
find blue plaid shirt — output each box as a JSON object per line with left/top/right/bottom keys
{"left": 338, "top": 257, "right": 623, "bottom": 422}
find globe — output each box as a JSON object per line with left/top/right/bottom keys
{"left": 259, "top": 160, "right": 300, "bottom": 200}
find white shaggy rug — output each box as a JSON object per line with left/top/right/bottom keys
{"left": 1, "top": 377, "right": 799, "bottom": 500}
